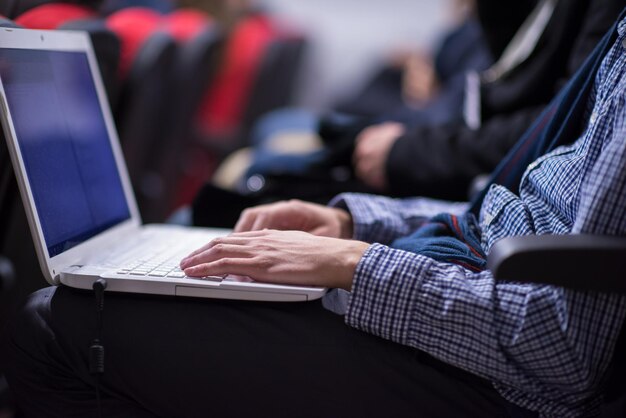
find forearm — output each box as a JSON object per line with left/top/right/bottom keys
{"left": 328, "top": 193, "right": 468, "bottom": 245}
{"left": 385, "top": 107, "right": 544, "bottom": 200}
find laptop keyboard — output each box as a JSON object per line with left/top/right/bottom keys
{"left": 97, "top": 230, "right": 222, "bottom": 282}
{"left": 118, "top": 256, "right": 186, "bottom": 278}
{"left": 117, "top": 248, "right": 222, "bottom": 281}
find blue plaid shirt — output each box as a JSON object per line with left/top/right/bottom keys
{"left": 328, "top": 17, "right": 626, "bottom": 417}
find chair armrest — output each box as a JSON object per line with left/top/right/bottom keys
{"left": 487, "top": 235, "right": 626, "bottom": 293}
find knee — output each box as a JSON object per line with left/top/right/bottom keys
{"left": 5, "top": 286, "right": 56, "bottom": 349}
{"left": 2, "top": 287, "right": 58, "bottom": 403}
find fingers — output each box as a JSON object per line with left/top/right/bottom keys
{"left": 235, "top": 209, "right": 279, "bottom": 232}
{"left": 180, "top": 230, "right": 290, "bottom": 280}
{"left": 184, "top": 256, "right": 261, "bottom": 278}
{"left": 180, "top": 232, "right": 267, "bottom": 268}
{"left": 234, "top": 207, "right": 260, "bottom": 232}
{"left": 181, "top": 235, "right": 267, "bottom": 277}
{"left": 251, "top": 212, "right": 271, "bottom": 232}
{"left": 181, "top": 240, "right": 217, "bottom": 262}
{"left": 179, "top": 229, "right": 367, "bottom": 289}
{"left": 234, "top": 201, "right": 298, "bottom": 232}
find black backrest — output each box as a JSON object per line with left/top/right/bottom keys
{"left": 242, "top": 36, "right": 307, "bottom": 135}
{"left": 142, "top": 26, "right": 225, "bottom": 222}
{"left": 114, "top": 31, "right": 178, "bottom": 222}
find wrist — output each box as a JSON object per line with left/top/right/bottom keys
{"left": 334, "top": 208, "right": 354, "bottom": 239}
{"left": 336, "top": 240, "right": 370, "bottom": 291}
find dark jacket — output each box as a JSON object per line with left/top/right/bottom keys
{"left": 386, "top": 0, "right": 625, "bottom": 200}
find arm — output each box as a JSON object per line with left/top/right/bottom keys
{"left": 385, "top": 0, "right": 622, "bottom": 201}
{"left": 329, "top": 193, "right": 469, "bottom": 245}
{"left": 180, "top": 194, "right": 469, "bottom": 286}
{"left": 347, "top": 244, "right": 626, "bottom": 414}
{"left": 351, "top": 67, "right": 626, "bottom": 413}
{"left": 385, "top": 107, "right": 544, "bottom": 200}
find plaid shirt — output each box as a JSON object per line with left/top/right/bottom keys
{"left": 328, "top": 17, "right": 626, "bottom": 417}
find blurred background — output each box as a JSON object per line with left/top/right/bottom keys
{"left": 247, "top": 0, "right": 450, "bottom": 110}
{"left": 0, "top": 1, "right": 452, "bottom": 415}
{"left": 1, "top": 0, "right": 453, "bottom": 223}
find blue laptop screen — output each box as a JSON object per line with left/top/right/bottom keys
{"left": 0, "top": 48, "right": 131, "bottom": 257}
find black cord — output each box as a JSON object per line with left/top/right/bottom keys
{"left": 90, "top": 278, "right": 107, "bottom": 418}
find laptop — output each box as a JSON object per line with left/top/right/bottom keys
{"left": 0, "top": 27, "right": 326, "bottom": 302}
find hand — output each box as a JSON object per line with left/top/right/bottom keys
{"left": 234, "top": 199, "right": 353, "bottom": 238}
{"left": 403, "top": 52, "right": 439, "bottom": 105}
{"left": 180, "top": 230, "right": 370, "bottom": 290}
{"left": 353, "top": 122, "right": 405, "bottom": 190}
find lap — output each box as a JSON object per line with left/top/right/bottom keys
{"left": 5, "top": 286, "right": 525, "bottom": 418}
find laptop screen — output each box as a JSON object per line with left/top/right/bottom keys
{"left": 0, "top": 48, "right": 130, "bottom": 257}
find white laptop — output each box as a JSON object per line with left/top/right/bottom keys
{"left": 0, "top": 27, "right": 326, "bottom": 302}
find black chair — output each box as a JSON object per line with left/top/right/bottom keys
{"left": 488, "top": 234, "right": 626, "bottom": 416}
{"left": 170, "top": 26, "right": 224, "bottom": 146}
{"left": 241, "top": 36, "right": 307, "bottom": 137}
{"left": 108, "top": 26, "right": 178, "bottom": 222}
{"left": 0, "top": 1, "right": 16, "bottom": 18}
{"left": 191, "top": 13, "right": 308, "bottom": 155}
{"left": 208, "top": 35, "right": 308, "bottom": 155}
{"left": 142, "top": 25, "right": 225, "bottom": 222}
{"left": 2, "top": 0, "right": 45, "bottom": 18}
{"left": 124, "top": 31, "right": 178, "bottom": 223}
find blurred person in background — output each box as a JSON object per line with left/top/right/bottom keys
{"left": 195, "top": 0, "right": 622, "bottom": 230}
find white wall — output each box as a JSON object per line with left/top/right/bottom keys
{"left": 259, "top": 0, "right": 452, "bottom": 110}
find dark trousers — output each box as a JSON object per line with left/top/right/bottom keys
{"left": 3, "top": 286, "right": 537, "bottom": 418}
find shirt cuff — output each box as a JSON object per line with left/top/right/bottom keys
{"left": 328, "top": 193, "right": 412, "bottom": 244}
{"left": 345, "top": 243, "right": 432, "bottom": 344}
